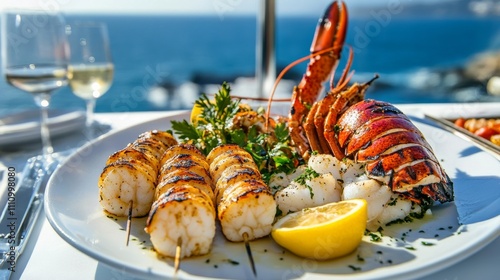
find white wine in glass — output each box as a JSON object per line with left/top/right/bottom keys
{"left": 1, "top": 10, "right": 69, "bottom": 157}
{"left": 67, "top": 22, "right": 114, "bottom": 129}
{"left": 68, "top": 63, "right": 113, "bottom": 100}
{"left": 6, "top": 65, "right": 67, "bottom": 93}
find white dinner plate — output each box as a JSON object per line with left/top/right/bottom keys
{"left": 0, "top": 109, "right": 86, "bottom": 147}
{"left": 45, "top": 110, "right": 500, "bottom": 280}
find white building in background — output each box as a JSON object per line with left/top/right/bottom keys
{"left": 469, "top": 0, "right": 500, "bottom": 16}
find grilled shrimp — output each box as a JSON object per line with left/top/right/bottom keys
{"left": 99, "top": 161, "right": 156, "bottom": 216}
{"left": 209, "top": 149, "right": 256, "bottom": 183}
{"left": 218, "top": 179, "right": 277, "bottom": 242}
{"left": 160, "top": 142, "right": 207, "bottom": 166}
{"left": 157, "top": 151, "right": 214, "bottom": 200}
{"left": 145, "top": 185, "right": 215, "bottom": 258}
{"left": 105, "top": 148, "right": 157, "bottom": 178}
{"left": 207, "top": 144, "right": 277, "bottom": 242}
{"left": 156, "top": 168, "right": 215, "bottom": 204}
{"left": 145, "top": 144, "right": 216, "bottom": 258}
{"left": 214, "top": 164, "right": 261, "bottom": 204}
{"left": 98, "top": 130, "right": 177, "bottom": 216}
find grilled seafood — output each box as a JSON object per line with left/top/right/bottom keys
{"left": 274, "top": 171, "right": 342, "bottom": 215}
{"left": 337, "top": 100, "right": 453, "bottom": 205}
{"left": 156, "top": 145, "right": 215, "bottom": 203}
{"left": 207, "top": 144, "right": 276, "bottom": 242}
{"left": 97, "top": 0, "right": 459, "bottom": 268}
{"left": 270, "top": 1, "right": 453, "bottom": 208}
{"left": 145, "top": 144, "right": 216, "bottom": 258}
{"left": 98, "top": 130, "right": 178, "bottom": 216}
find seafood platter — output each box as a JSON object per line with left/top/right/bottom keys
{"left": 45, "top": 1, "right": 500, "bottom": 279}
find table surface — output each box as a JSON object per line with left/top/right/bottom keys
{"left": 1, "top": 103, "right": 499, "bottom": 280}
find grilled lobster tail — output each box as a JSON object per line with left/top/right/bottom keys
{"left": 337, "top": 100, "right": 454, "bottom": 204}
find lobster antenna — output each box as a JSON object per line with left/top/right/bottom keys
{"left": 365, "top": 73, "right": 380, "bottom": 86}
{"left": 338, "top": 70, "right": 355, "bottom": 90}
{"left": 228, "top": 95, "right": 290, "bottom": 102}
{"left": 328, "top": 63, "right": 339, "bottom": 91}
{"left": 265, "top": 46, "right": 338, "bottom": 131}
{"left": 336, "top": 46, "right": 354, "bottom": 88}
{"left": 242, "top": 232, "right": 257, "bottom": 277}
{"left": 126, "top": 200, "right": 133, "bottom": 246}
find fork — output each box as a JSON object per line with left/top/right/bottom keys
{"left": 0, "top": 155, "right": 56, "bottom": 279}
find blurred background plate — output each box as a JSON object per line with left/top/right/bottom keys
{"left": 0, "top": 110, "right": 86, "bottom": 147}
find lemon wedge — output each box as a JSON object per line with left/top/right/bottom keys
{"left": 271, "top": 199, "right": 367, "bottom": 260}
{"left": 190, "top": 103, "right": 204, "bottom": 125}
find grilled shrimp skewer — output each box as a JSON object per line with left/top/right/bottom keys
{"left": 207, "top": 144, "right": 277, "bottom": 276}
{"left": 98, "top": 130, "right": 178, "bottom": 217}
{"left": 98, "top": 130, "right": 177, "bottom": 245}
{"left": 207, "top": 144, "right": 277, "bottom": 241}
{"left": 145, "top": 144, "right": 216, "bottom": 265}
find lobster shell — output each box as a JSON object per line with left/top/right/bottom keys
{"left": 337, "top": 100, "right": 454, "bottom": 204}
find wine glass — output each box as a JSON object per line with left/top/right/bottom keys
{"left": 67, "top": 22, "right": 114, "bottom": 131}
{"left": 1, "top": 10, "right": 69, "bottom": 157}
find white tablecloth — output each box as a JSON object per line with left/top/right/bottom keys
{"left": 2, "top": 104, "right": 499, "bottom": 280}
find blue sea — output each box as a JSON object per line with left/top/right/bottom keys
{"left": 1, "top": 13, "right": 500, "bottom": 115}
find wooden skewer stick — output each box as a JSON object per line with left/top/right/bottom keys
{"left": 174, "top": 237, "right": 182, "bottom": 276}
{"left": 242, "top": 232, "right": 257, "bottom": 277}
{"left": 125, "top": 200, "right": 133, "bottom": 246}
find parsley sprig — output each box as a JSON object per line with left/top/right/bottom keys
{"left": 171, "top": 82, "right": 240, "bottom": 154}
{"left": 171, "top": 82, "right": 300, "bottom": 183}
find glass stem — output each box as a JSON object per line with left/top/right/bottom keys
{"left": 36, "top": 92, "right": 54, "bottom": 157}
{"left": 86, "top": 98, "right": 96, "bottom": 128}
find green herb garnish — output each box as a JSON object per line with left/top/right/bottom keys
{"left": 348, "top": 265, "right": 361, "bottom": 271}
{"left": 171, "top": 82, "right": 300, "bottom": 183}
{"left": 225, "top": 259, "right": 240, "bottom": 265}
{"left": 171, "top": 82, "right": 240, "bottom": 154}
{"left": 294, "top": 167, "right": 320, "bottom": 185}
{"left": 387, "top": 197, "right": 398, "bottom": 206}
{"left": 365, "top": 231, "right": 382, "bottom": 242}
{"left": 293, "top": 167, "right": 320, "bottom": 198}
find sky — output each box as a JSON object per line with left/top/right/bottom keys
{"left": 0, "top": 0, "right": 446, "bottom": 16}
